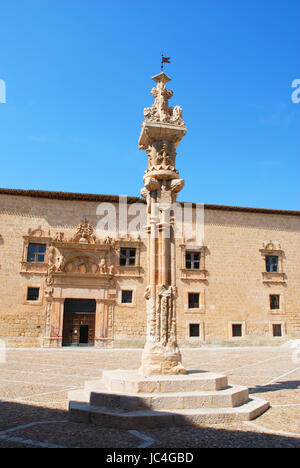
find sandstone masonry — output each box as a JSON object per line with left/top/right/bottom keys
{"left": 0, "top": 188, "right": 299, "bottom": 348}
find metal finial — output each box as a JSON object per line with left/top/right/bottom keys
{"left": 161, "top": 52, "right": 171, "bottom": 71}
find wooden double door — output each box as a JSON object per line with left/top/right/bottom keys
{"left": 62, "top": 299, "right": 96, "bottom": 346}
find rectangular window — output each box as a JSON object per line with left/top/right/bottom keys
{"left": 188, "top": 293, "right": 200, "bottom": 309}
{"left": 120, "top": 248, "right": 136, "bottom": 266}
{"left": 27, "top": 287, "right": 40, "bottom": 301}
{"left": 185, "top": 252, "right": 201, "bottom": 270}
{"left": 121, "top": 290, "right": 133, "bottom": 304}
{"left": 232, "top": 324, "right": 242, "bottom": 337}
{"left": 265, "top": 256, "right": 279, "bottom": 273}
{"left": 270, "top": 295, "right": 280, "bottom": 310}
{"left": 189, "top": 324, "right": 200, "bottom": 337}
{"left": 273, "top": 324, "right": 282, "bottom": 337}
{"left": 27, "top": 244, "right": 46, "bottom": 263}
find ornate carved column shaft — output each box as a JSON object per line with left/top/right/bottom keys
{"left": 138, "top": 72, "right": 187, "bottom": 376}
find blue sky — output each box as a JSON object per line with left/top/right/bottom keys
{"left": 0, "top": 0, "right": 299, "bottom": 210}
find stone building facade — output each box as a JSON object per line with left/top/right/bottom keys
{"left": 0, "top": 187, "right": 299, "bottom": 348}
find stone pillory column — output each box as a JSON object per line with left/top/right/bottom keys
{"left": 138, "top": 71, "right": 187, "bottom": 376}
{"left": 68, "top": 71, "right": 270, "bottom": 427}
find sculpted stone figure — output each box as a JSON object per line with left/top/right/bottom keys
{"left": 104, "top": 236, "right": 115, "bottom": 247}
{"left": 144, "top": 286, "right": 151, "bottom": 300}
{"left": 54, "top": 232, "right": 64, "bottom": 242}
{"left": 144, "top": 107, "right": 153, "bottom": 121}
{"left": 56, "top": 255, "right": 65, "bottom": 272}
{"left": 171, "top": 105, "right": 184, "bottom": 125}
{"left": 99, "top": 258, "right": 107, "bottom": 274}
{"left": 44, "top": 275, "right": 54, "bottom": 298}
{"left": 48, "top": 246, "right": 56, "bottom": 271}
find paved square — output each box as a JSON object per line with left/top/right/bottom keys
{"left": 0, "top": 346, "right": 299, "bottom": 447}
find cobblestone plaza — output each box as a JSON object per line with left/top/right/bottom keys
{"left": 0, "top": 346, "right": 299, "bottom": 448}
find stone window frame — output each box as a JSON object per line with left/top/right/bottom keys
{"left": 265, "top": 256, "right": 279, "bottom": 273}
{"left": 21, "top": 230, "right": 52, "bottom": 274}
{"left": 27, "top": 287, "right": 40, "bottom": 301}
{"left": 120, "top": 247, "right": 137, "bottom": 266}
{"left": 121, "top": 290, "right": 134, "bottom": 305}
{"left": 269, "top": 321, "right": 286, "bottom": 337}
{"left": 228, "top": 321, "right": 247, "bottom": 339}
{"left": 185, "top": 251, "right": 201, "bottom": 270}
{"left": 117, "top": 285, "right": 136, "bottom": 308}
{"left": 185, "top": 320, "right": 205, "bottom": 342}
{"left": 180, "top": 244, "right": 207, "bottom": 280}
{"left": 26, "top": 243, "right": 47, "bottom": 263}
{"left": 23, "top": 284, "right": 43, "bottom": 306}
{"left": 270, "top": 294, "right": 280, "bottom": 310}
{"left": 188, "top": 292, "right": 200, "bottom": 309}
{"left": 116, "top": 240, "right": 142, "bottom": 277}
{"left": 260, "top": 241, "right": 286, "bottom": 284}
{"left": 268, "top": 292, "right": 285, "bottom": 315}
{"left": 184, "top": 289, "right": 205, "bottom": 313}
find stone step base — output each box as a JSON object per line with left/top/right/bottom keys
{"left": 68, "top": 398, "right": 270, "bottom": 429}
{"left": 67, "top": 370, "right": 269, "bottom": 429}
{"left": 100, "top": 370, "right": 229, "bottom": 393}
{"left": 71, "top": 383, "right": 249, "bottom": 410}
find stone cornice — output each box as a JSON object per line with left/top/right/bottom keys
{"left": 1, "top": 188, "right": 299, "bottom": 217}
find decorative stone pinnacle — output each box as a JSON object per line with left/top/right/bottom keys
{"left": 139, "top": 72, "right": 186, "bottom": 134}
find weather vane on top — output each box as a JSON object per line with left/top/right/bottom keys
{"left": 161, "top": 52, "right": 171, "bottom": 71}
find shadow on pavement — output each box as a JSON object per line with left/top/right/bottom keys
{"left": 249, "top": 380, "right": 300, "bottom": 394}
{"left": 0, "top": 399, "right": 299, "bottom": 448}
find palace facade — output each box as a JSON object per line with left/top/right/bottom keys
{"left": 0, "top": 187, "right": 299, "bottom": 348}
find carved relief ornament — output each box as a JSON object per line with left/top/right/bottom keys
{"left": 71, "top": 218, "right": 97, "bottom": 244}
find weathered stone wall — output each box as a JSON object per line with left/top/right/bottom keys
{"left": 177, "top": 208, "right": 300, "bottom": 345}
{"left": 0, "top": 193, "right": 148, "bottom": 347}
{"left": 0, "top": 192, "right": 299, "bottom": 347}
